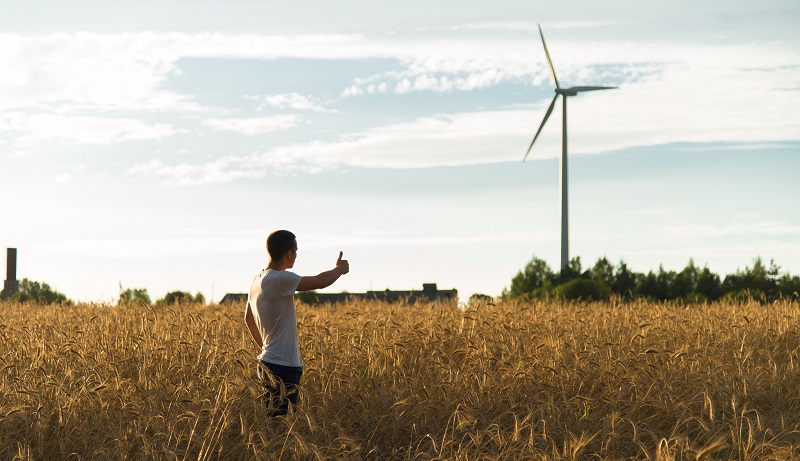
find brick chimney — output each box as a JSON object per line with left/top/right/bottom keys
{"left": 2, "top": 248, "right": 19, "bottom": 299}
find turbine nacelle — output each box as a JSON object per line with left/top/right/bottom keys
{"left": 556, "top": 86, "right": 617, "bottom": 97}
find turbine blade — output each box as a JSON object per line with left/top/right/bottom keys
{"left": 538, "top": 24, "right": 560, "bottom": 89}
{"left": 568, "top": 86, "right": 617, "bottom": 92}
{"left": 523, "top": 94, "right": 559, "bottom": 162}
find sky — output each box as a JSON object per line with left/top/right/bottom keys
{"left": 1, "top": 1, "right": 799, "bottom": 303}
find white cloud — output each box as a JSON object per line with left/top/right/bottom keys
{"left": 129, "top": 108, "right": 553, "bottom": 184}
{"left": 299, "top": 230, "right": 555, "bottom": 249}
{"left": 2, "top": 30, "right": 798, "bottom": 118}
{"left": 25, "top": 228, "right": 552, "bottom": 261}
{"left": 0, "top": 32, "right": 365, "bottom": 113}
{"left": 202, "top": 115, "right": 300, "bottom": 135}
{"left": 661, "top": 222, "right": 800, "bottom": 239}
{"left": 2, "top": 30, "right": 799, "bottom": 168}
{"left": 130, "top": 58, "right": 800, "bottom": 182}
{"left": 29, "top": 235, "right": 256, "bottom": 260}
{"left": 53, "top": 163, "right": 85, "bottom": 183}
{"left": 130, "top": 57, "right": 800, "bottom": 182}
{"left": 0, "top": 112, "right": 181, "bottom": 147}
{"left": 129, "top": 157, "right": 271, "bottom": 185}
{"left": 387, "top": 69, "right": 505, "bottom": 94}
{"left": 247, "top": 93, "right": 335, "bottom": 113}
{"left": 625, "top": 242, "right": 800, "bottom": 268}
{"left": 1, "top": 29, "right": 798, "bottom": 111}
{"left": 445, "top": 20, "right": 622, "bottom": 32}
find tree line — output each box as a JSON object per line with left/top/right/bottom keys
{"left": 2, "top": 280, "right": 204, "bottom": 307}
{"left": 503, "top": 256, "right": 800, "bottom": 302}
{"left": 4, "top": 256, "right": 799, "bottom": 305}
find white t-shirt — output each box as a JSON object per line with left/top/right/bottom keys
{"left": 248, "top": 269, "right": 303, "bottom": 367}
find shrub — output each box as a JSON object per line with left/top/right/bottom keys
{"left": 296, "top": 291, "right": 320, "bottom": 305}
{"left": 156, "top": 291, "right": 205, "bottom": 306}
{"left": 553, "top": 278, "right": 611, "bottom": 301}
{"left": 777, "top": 274, "right": 800, "bottom": 298}
{"left": 723, "top": 288, "right": 765, "bottom": 303}
{"left": 681, "top": 292, "right": 707, "bottom": 304}
{"left": 468, "top": 293, "right": 494, "bottom": 306}
{"left": 118, "top": 287, "right": 152, "bottom": 306}
{"left": 11, "top": 279, "right": 70, "bottom": 305}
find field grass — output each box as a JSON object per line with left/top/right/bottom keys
{"left": 1, "top": 297, "right": 799, "bottom": 460}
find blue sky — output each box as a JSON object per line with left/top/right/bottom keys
{"left": 1, "top": 1, "right": 798, "bottom": 302}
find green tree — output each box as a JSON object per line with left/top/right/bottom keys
{"left": 118, "top": 285, "right": 152, "bottom": 306}
{"left": 656, "top": 265, "right": 678, "bottom": 299}
{"left": 777, "top": 273, "right": 800, "bottom": 298}
{"left": 157, "top": 291, "right": 205, "bottom": 306}
{"left": 504, "top": 254, "right": 797, "bottom": 303}
{"left": 696, "top": 266, "right": 722, "bottom": 301}
{"left": 612, "top": 260, "right": 639, "bottom": 298}
{"left": 552, "top": 257, "right": 583, "bottom": 286}
{"left": 636, "top": 265, "right": 678, "bottom": 300}
{"left": 637, "top": 270, "right": 659, "bottom": 300}
{"left": 590, "top": 257, "right": 615, "bottom": 288}
{"left": 503, "top": 256, "right": 554, "bottom": 300}
{"left": 12, "top": 278, "right": 71, "bottom": 305}
{"left": 674, "top": 259, "right": 699, "bottom": 299}
{"left": 722, "top": 257, "right": 780, "bottom": 299}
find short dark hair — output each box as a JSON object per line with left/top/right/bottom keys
{"left": 266, "top": 230, "right": 296, "bottom": 260}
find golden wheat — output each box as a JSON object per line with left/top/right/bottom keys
{"left": 1, "top": 297, "right": 798, "bottom": 460}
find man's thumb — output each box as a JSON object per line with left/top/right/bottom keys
{"left": 337, "top": 251, "right": 343, "bottom": 262}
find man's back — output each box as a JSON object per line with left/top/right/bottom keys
{"left": 248, "top": 268, "right": 302, "bottom": 367}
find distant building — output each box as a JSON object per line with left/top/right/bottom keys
{"left": 220, "top": 283, "right": 457, "bottom": 305}
{"left": 220, "top": 293, "right": 247, "bottom": 304}
{"left": 1, "top": 248, "right": 19, "bottom": 299}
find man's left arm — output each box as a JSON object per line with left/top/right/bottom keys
{"left": 244, "top": 303, "right": 263, "bottom": 348}
{"left": 296, "top": 251, "right": 349, "bottom": 292}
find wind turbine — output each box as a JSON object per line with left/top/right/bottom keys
{"left": 523, "top": 24, "right": 616, "bottom": 270}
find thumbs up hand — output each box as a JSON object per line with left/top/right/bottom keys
{"left": 336, "top": 251, "right": 349, "bottom": 275}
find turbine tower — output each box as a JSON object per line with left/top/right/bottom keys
{"left": 523, "top": 24, "right": 616, "bottom": 270}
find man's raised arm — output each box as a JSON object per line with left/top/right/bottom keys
{"left": 296, "top": 251, "right": 349, "bottom": 292}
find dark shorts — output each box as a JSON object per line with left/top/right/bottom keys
{"left": 257, "top": 361, "right": 303, "bottom": 417}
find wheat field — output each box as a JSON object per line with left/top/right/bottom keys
{"left": 1, "top": 297, "right": 798, "bottom": 460}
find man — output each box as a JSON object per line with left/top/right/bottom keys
{"left": 244, "top": 229, "right": 349, "bottom": 416}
